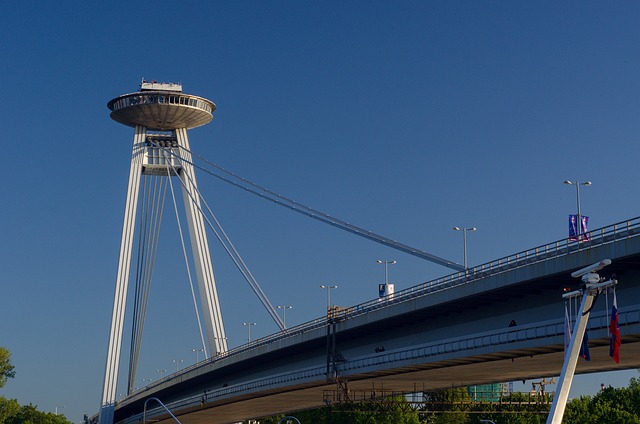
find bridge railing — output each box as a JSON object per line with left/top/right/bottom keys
{"left": 126, "top": 302, "right": 640, "bottom": 424}
{"left": 134, "top": 217, "right": 640, "bottom": 393}
{"left": 335, "top": 216, "right": 640, "bottom": 322}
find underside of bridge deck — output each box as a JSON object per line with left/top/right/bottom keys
{"left": 144, "top": 339, "right": 640, "bottom": 424}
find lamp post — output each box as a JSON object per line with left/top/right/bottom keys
{"left": 320, "top": 284, "right": 338, "bottom": 314}
{"left": 172, "top": 359, "right": 183, "bottom": 372}
{"left": 243, "top": 322, "right": 256, "bottom": 343}
{"left": 156, "top": 369, "right": 166, "bottom": 379}
{"left": 192, "top": 348, "right": 204, "bottom": 364}
{"left": 277, "top": 305, "right": 293, "bottom": 329}
{"left": 452, "top": 226, "right": 476, "bottom": 270}
{"left": 563, "top": 180, "right": 591, "bottom": 239}
{"left": 376, "top": 260, "right": 396, "bottom": 285}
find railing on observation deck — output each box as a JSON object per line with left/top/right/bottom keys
{"left": 132, "top": 217, "right": 640, "bottom": 394}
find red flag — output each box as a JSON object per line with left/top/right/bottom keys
{"left": 609, "top": 291, "right": 621, "bottom": 363}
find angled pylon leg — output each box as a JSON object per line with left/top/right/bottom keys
{"left": 176, "top": 128, "right": 228, "bottom": 356}
{"left": 99, "top": 126, "right": 146, "bottom": 424}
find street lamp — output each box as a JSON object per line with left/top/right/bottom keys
{"left": 192, "top": 348, "right": 204, "bottom": 363}
{"left": 452, "top": 226, "right": 476, "bottom": 270}
{"left": 156, "top": 369, "right": 166, "bottom": 379}
{"left": 243, "top": 322, "right": 257, "bottom": 343}
{"left": 172, "top": 359, "right": 183, "bottom": 372}
{"left": 376, "top": 260, "right": 396, "bottom": 285}
{"left": 277, "top": 305, "right": 293, "bottom": 328}
{"left": 320, "top": 284, "right": 338, "bottom": 313}
{"left": 564, "top": 180, "right": 592, "bottom": 240}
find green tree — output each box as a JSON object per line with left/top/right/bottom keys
{"left": 0, "top": 397, "right": 21, "bottom": 423}
{"left": 7, "top": 403, "right": 72, "bottom": 424}
{"left": 259, "top": 396, "right": 420, "bottom": 423}
{"left": 421, "top": 388, "right": 470, "bottom": 424}
{"left": 0, "top": 347, "right": 16, "bottom": 388}
{"left": 0, "top": 399, "right": 72, "bottom": 424}
{"left": 563, "top": 396, "right": 590, "bottom": 424}
{"left": 0, "top": 347, "right": 72, "bottom": 424}
{"left": 563, "top": 381, "right": 640, "bottom": 424}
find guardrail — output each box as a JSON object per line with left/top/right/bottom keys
{"left": 131, "top": 217, "right": 640, "bottom": 395}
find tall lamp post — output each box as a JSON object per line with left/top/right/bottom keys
{"left": 277, "top": 305, "right": 293, "bottom": 329}
{"left": 320, "top": 284, "right": 338, "bottom": 314}
{"left": 563, "top": 180, "right": 591, "bottom": 239}
{"left": 376, "top": 260, "right": 396, "bottom": 285}
{"left": 452, "top": 226, "right": 476, "bottom": 270}
{"left": 191, "top": 348, "right": 204, "bottom": 364}
{"left": 172, "top": 359, "right": 183, "bottom": 373}
{"left": 242, "top": 322, "right": 256, "bottom": 343}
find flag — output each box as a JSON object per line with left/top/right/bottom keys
{"left": 569, "top": 215, "right": 578, "bottom": 241}
{"left": 609, "top": 291, "right": 621, "bottom": 363}
{"left": 580, "top": 328, "right": 590, "bottom": 361}
{"left": 580, "top": 216, "right": 590, "bottom": 241}
{"left": 564, "top": 303, "right": 572, "bottom": 356}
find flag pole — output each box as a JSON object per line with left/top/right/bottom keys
{"left": 547, "top": 260, "right": 616, "bottom": 424}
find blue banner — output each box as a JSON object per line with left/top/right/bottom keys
{"left": 580, "top": 328, "right": 591, "bottom": 361}
{"left": 580, "top": 216, "right": 589, "bottom": 241}
{"left": 569, "top": 215, "right": 578, "bottom": 241}
{"left": 569, "top": 215, "right": 590, "bottom": 241}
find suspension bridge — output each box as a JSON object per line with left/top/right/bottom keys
{"left": 96, "top": 82, "right": 640, "bottom": 424}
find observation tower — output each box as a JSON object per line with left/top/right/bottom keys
{"left": 99, "top": 81, "right": 226, "bottom": 424}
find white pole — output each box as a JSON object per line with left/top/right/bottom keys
{"left": 546, "top": 290, "right": 594, "bottom": 424}
{"left": 176, "top": 128, "right": 227, "bottom": 356}
{"left": 547, "top": 275, "right": 616, "bottom": 424}
{"left": 99, "top": 126, "right": 145, "bottom": 424}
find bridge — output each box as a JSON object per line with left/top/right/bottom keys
{"left": 104, "top": 217, "right": 640, "bottom": 424}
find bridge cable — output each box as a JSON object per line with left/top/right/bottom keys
{"left": 151, "top": 142, "right": 285, "bottom": 331}
{"left": 129, "top": 173, "right": 167, "bottom": 393}
{"left": 164, "top": 155, "right": 209, "bottom": 359}
{"left": 168, "top": 151, "right": 285, "bottom": 331}
{"left": 179, "top": 146, "right": 464, "bottom": 272}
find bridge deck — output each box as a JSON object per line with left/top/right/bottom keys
{"left": 109, "top": 218, "right": 640, "bottom": 424}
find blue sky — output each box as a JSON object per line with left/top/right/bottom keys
{"left": 1, "top": 1, "right": 639, "bottom": 421}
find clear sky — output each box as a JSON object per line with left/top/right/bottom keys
{"left": 1, "top": 1, "right": 639, "bottom": 421}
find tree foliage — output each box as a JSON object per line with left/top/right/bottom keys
{"left": 259, "top": 395, "right": 420, "bottom": 423}
{"left": 255, "top": 375, "right": 640, "bottom": 423}
{"left": 0, "top": 399, "right": 72, "bottom": 424}
{"left": 563, "top": 382, "right": 640, "bottom": 424}
{"left": 0, "top": 347, "right": 16, "bottom": 388}
{"left": 0, "top": 347, "right": 72, "bottom": 424}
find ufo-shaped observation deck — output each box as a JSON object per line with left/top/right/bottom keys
{"left": 107, "top": 85, "right": 216, "bottom": 131}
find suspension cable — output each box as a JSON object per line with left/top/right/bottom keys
{"left": 179, "top": 147, "right": 464, "bottom": 272}
{"left": 152, "top": 142, "right": 285, "bottom": 330}
{"left": 164, "top": 154, "right": 209, "bottom": 359}
{"left": 128, "top": 173, "right": 167, "bottom": 392}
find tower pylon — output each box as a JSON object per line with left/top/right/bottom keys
{"left": 99, "top": 81, "right": 226, "bottom": 424}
